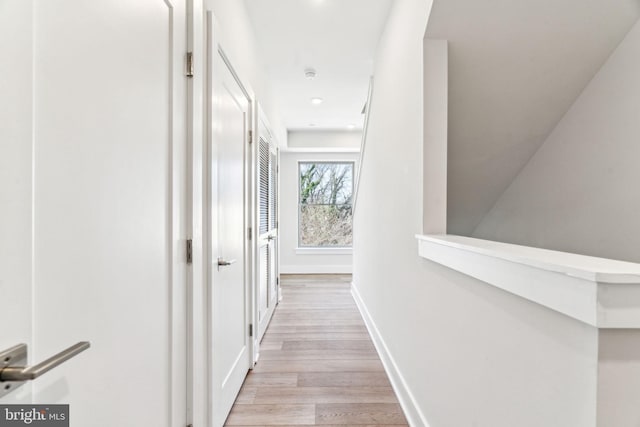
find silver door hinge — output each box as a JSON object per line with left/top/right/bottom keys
{"left": 186, "top": 239, "right": 193, "bottom": 264}
{"left": 248, "top": 130, "right": 253, "bottom": 144}
{"left": 249, "top": 324, "right": 253, "bottom": 337}
{"left": 186, "top": 52, "right": 194, "bottom": 78}
{"left": 248, "top": 227, "right": 252, "bottom": 240}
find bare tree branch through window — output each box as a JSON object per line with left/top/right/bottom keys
{"left": 299, "top": 162, "right": 353, "bottom": 247}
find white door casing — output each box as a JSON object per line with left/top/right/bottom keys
{"left": 272, "top": 147, "right": 281, "bottom": 305}
{"left": 186, "top": 0, "right": 207, "bottom": 426}
{"left": 205, "top": 8, "right": 253, "bottom": 426}
{"left": 0, "top": 1, "right": 188, "bottom": 425}
{"left": 275, "top": 147, "right": 281, "bottom": 304}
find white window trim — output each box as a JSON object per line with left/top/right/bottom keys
{"left": 295, "top": 247, "right": 353, "bottom": 255}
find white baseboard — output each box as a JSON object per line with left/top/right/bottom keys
{"left": 351, "top": 282, "right": 430, "bottom": 427}
{"left": 280, "top": 264, "right": 352, "bottom": 274}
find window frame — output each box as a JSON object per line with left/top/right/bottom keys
{"left": 297, "top": 160, "right": 355, "bottom": 248}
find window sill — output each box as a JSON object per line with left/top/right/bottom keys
{"left": 295, "top": 247, "right": 353, "bottom": 255}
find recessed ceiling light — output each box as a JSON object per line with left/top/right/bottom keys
{"left": 309, "top": 123, "right": 317, "bottom": 127}
{"left": 311, "top": 97, "right": 323, "bottom": 105}
{"left": 305, "top": 68, "right": 317, "bottom": 79}
{"left": 347, "top": 124, "right": 356, "bottom": 130}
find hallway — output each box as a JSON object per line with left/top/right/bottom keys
{"left": 225, "top": 275, "right": 408, "bottom": 426}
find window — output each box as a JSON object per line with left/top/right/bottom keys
{"left": 299, "top": 162, "right": 353, "bottom": 247}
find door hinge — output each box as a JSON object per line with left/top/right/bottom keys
{"left": 249, "top": 324, "right": 253, "bottom": 337}
{"left": 185, "top": 52, "right": 194, "bottom": 78}
{"left": 187, "top": 425, "right": 193, "bottom": 427}
{"left": 276, "top": 277, "right": 279, "bottom": 286}
{"left": 186, "top": 239, "right": 193, "bottom": 264}
{"left": 248, "top": 130, "right": 253, "bottom": 144}
{"left": 248, "top": 227, "right": 252, "bottom": 240}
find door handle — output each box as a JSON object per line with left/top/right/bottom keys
{"left": 267, "top": 235, "right": 276, "bottom": 241}
{"left": 0, "top": 342, "right": 90, "bottom": 397}
{"left": 217, "top": 258, "right": 236, "bottom": 267}
{"left": 1, "top": 342, "right": 90, "bottom": 381}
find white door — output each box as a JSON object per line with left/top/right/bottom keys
{"left": 206, "top": 10, "right": 252, "bottom": 427}
{"left": 0, "top": 1, "right": 187, "bottom": 425}
{"left": 0, "top": 0, "right": 34, "bottom": 405}
{"left": 256, "top": 115, "right": 279, "bottom": 342}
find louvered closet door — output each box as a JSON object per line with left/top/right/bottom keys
{"left": 257, "top": 125, "right": 278, "bottom": 342}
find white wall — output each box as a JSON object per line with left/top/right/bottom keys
{"left": 288, "top": 130, "right": 362, "bottom": 150}
{"left": 422, "top": 39, "right": 448, "bottom": 234}
{"left": 598, "top": 330, "right": 640, "bottom": 427}
{"left": 473, "top": 18, "right": 640, "bottom": 264}
{"left": 280, "top": 148, "right": 357, "bottom": 274}
{"left": 426, "top": 0, "right": 640, "bottom": 236}
{"left": 353, "top": 0, "right": 600, "bottom": 425}
{"left": 211, "top": 0, "right": 287, "bottom": 145}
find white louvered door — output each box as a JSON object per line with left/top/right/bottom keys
{"left": 256, "top": 109, "right": 279, "bottom": 343}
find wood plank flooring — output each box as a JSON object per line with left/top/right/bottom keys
{"left": 225, "top": 274, "right": 408, "bottom": 426}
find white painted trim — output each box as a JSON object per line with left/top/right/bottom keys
{"left": 351, "top": 282, "right": 430, "bottom": 427}
{"left": 186, "top": 1, "right": 207, "bottom": 425}
{"left": 352, "top": 77, "right": 374, "bottom": 215}
{"left": 287, "top": 127, "right": 363, "bottom": 132}
{"left": 280, "top": 264, "right": 352, "bottom": 274}
{"left": 416, "top": 234, "right": 640, "bottom": 328}
{"left": 295, "top": 247, "right": 353, "bottom": 255}
{"left": 280, "top": 147, "right": 360, "bottom": 153}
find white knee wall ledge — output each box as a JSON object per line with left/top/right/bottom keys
{"left": 416, "top": 234, "right": 640, "bottom": 328}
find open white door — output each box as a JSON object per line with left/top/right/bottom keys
{"left": 0, "top": 0, "right": 34, "bottom": 405}
{"left": 205, "top": 7, "right": 253, "bottom": 426}
{"left": 0, "top": 0, "right": 188, "bottom": 425}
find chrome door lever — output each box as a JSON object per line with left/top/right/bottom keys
{"left": 0, "top": 342, "right": 90, "bottom": 397}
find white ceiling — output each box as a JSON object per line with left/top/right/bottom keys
{"left": 245, "top": 0, "right": 394, "bottom": 131}
{"left": 425, "top": 0, "right": 640, "bottom": 235}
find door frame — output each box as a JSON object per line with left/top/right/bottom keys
{"left": 186, "top": 1, "right": 206, "bottom": 426}
{"left": 275, "top": 145, "right": 281, "bottom": 304}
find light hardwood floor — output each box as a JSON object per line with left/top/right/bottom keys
{"left": 225, "top": 274, "right": 409, "bottom": 426}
